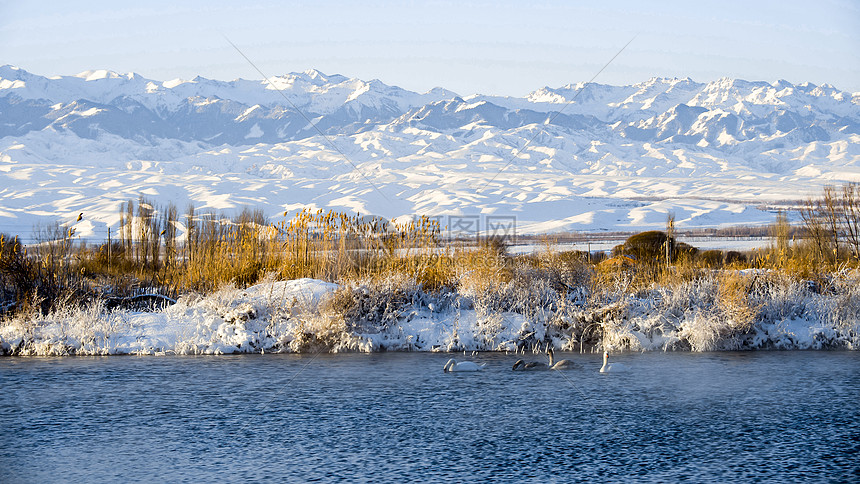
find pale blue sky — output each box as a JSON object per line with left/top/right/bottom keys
{"left": 1, "top": 0, "right": 858, "bottom": 95}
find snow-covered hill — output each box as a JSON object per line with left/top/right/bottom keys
{"left": 1, "top": 65, "right": 858, "bottom": 241}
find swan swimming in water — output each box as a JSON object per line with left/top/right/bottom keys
{"left": 443, "top": 359, "right": 486, "bottom": 372}
{"left": 548, "top": 348, "right": 575, "bottom": 370}
{"left": 512, "top": 359, "right": 547, "bottom": 371}
{"left": 599, "top": 351, "right": 627, "bottom": 373}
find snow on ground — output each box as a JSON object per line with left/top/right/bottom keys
{"left": 0, "top": 127, "right": 815, "bottom": 243}
{"left": 1, "top": 276, "right": 857, "bottom": 356}
{"left": 0, "top": 278, "right": 339, "bottom": 355}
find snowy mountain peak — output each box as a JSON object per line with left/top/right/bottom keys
{"left": 0, "top": 64, "right": 23, "bottom": 76}
{"left": 635, "top": 76, "right": 696, "bottom": 88}
{"left": 425, "top": 86, "right": 458, "bottom": 97}
{"left": 303, "top": 68, "right": 323, "bottom": 78}
{"left": 526, "top": 87, "right": 569, "bottom": 104}
{"left": 288, "top": 68, "right": 347, "bottom": 86}
{"left": 772, "top": 79, "right": 793, "bottom": 89}
{"left": 74, "top": 69, "right": 126, "bottom": 81}
{"left": 302, "top": 68, "right": 336, "bottom": 81}
{"left": 0, "top": 64, "right": 38, "bottom": 84}
{"left": 162, "top": 78, "right": 193, "bottom": 89}
{"left": 1, "top": 66, "right": 858, "bottom": 236}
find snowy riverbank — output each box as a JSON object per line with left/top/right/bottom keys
{"left": 1, "top": 274, "right": 858, "bottom": 356}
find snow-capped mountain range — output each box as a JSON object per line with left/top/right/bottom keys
{"left": 1, "top": 65, "right": 858, "bottom": 241}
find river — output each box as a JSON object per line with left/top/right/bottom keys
{"left": 2, "top": 351, "right": 858, "bottom": 482}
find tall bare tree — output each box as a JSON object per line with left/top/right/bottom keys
{"left": 841, "top": 183, "right": 860, "bottom": 259}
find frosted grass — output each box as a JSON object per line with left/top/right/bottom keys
{"left": 1, "top": 271, "right": 858, "bottom": 356}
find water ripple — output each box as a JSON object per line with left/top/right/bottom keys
{"left": 2, "top": 352, "right": 858, "bottom": 482}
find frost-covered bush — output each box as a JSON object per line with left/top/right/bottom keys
{"left": 573, "top": 267, "right": 860, "bottom": 352}
{"left": 324, "top": 275, "right": 425, "bottom": 333}
{"left": 0, "top": 299, "right": 133, "bottom": 356}
{"left": 753, "top": 272, "right": 809, "bottom": 323}
{"left": 465, "top": 266, "right": 557, "bottom": 320}
{"left": 3, "top": 261, "right": 860, "bottom": 355}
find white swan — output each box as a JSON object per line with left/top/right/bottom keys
{"left": 599, "top": 351, "right": 627, "bottom": 373}
{"left": 443, "top": 359, "right": 486, "bottom": 372}
{"left": 548, "top": 348, "right": 575, "bottom": 370}
{"left": 512, "top": 359, "right": 547, "bottom": 371}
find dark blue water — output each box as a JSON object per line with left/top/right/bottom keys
{"left": 2, "top": 351, "right": 858, "bottom": 483}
